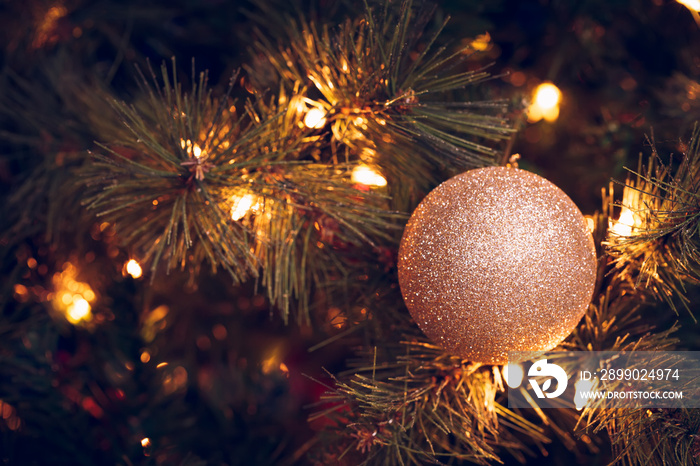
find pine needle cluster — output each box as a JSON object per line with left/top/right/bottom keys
{"left": 606, "top": 125, "right": 700, "bottom": 320}
{"left": 80, "top": 1, "right": 513, "bottom": 323}
{"left": 82, "top": 60, "right": 404, "bottom": 323}
{"left": 246, "top": 0, "right": 514, "bottom": 209}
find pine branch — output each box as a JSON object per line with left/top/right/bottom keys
{"left": 568, "top": 184, "right": 699, "bottom": 466}
{"left": 82, "top": 59, "right": 404, "bottom": 323}
{"left": 607, "top": 409, "right": 700, "bottom": 466}
{"left": 0, "top": 63, "right": 120, "bottom": 250}
{"left": 606, "top": 124, "right": 700, "bottom": 320}
{"left": 245, "top": 0, "right": 515, "bottom": 208}
{"left": 312, "top": 340, "right": 551, "bottom": 465}
{"left": 307, "top": 275, "right": 557, "bottom": 464}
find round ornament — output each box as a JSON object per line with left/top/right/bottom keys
{"left": 398, "top": 166, "right": 597, "bottom": 364}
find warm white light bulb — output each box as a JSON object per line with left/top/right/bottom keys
{"left": 585, "top": 216, "right": 596, "bottom": 233}
{"left": 231, "top": 194, "right": 257, "bottom": 221}
{"left": 678, "top": 0, "right": 700, "bottom": 12}
{"left": 304, "top": 108, "right": 327, "bottom": 129}
{"left": 125, "top": 259, "right": 143, "bottom": 279}
{"left": 610, "top": 207, "right": 637, "bottom": 237}
{"left": 351, "top": 165, "right": 387, "bottom": 187}
{"left": 67, "top": 298, "right": 91, "bottom": 323}
{"left": 534, "top": 83, "right": 561, "bottom": 110}
{"left": 528, "top": 82, "right": 562, "bottom": 122}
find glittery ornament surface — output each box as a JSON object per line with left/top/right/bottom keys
{"left": 398, "top": 167, "right": 597, "bottom": 365}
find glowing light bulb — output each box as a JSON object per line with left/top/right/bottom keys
{"left": 469, "top": 32, "right": 492, "bottom": 52}
{"left": 67, "top": 298, "right": 91, "bottom": 324}
{"left": 678, "top": 0, "right": 700, "bottom": 12}
{"left": 279, "top": 362, "right": 290, "bottom": 376}
{"left": 528, "top": 82, "right": 562, "bottom": 123}
{"left": 534, "top": 83, "right": 561, "bottom": 109}
{"left": 125, "top": 259, "right": 143, "bottom": 279}
{"left": 230, "top": 194, "right": 259, "bottom": 221}
{"left": 352, "top": 165, "right": 387, "bottom": 187}
{"left": 262, "top": 346, "right": 284, "bottom": 374}
{"left": 52, "top": 262, "right": 95, "bottom": 325}
{"left": 585, "top": 216, "right": 596, "bottom": 233}
{"left": 574, "top": 378, "right": 596, "bottom": 411}
{"left": 33, "top": 5, "right": 68, "bottom": 49}
{"left": 502, "top": 363, "right": 524, "bottom": 388}
{"left": 180, "top": 139, "right": 204, "bottom": 158}
{"left": 304, "top": 108, "right": 327, "bottom": 129}
{"left": 610, "top": 207, "right": 637, "bottom": 237}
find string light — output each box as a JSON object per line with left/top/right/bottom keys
{"left": 502, "top": 363, "right": 524, "bottom": 388}
{"left": 124, "top": 259, "right": 143, "bottom": 279}
{"left": 677, "top": 0, "right": 700, "bottom": 12}
{"left": 279, "top": 362, "right": 290, "bottom": 377}
{"left": 262, "top": 345, "right": 285, "bottom": 374}
{"left": 528, "top": 82, "right": 562, "bottom": 123}
{"left": 51, "top": 262, "right": 95, "bottom": 325}
{"left": 141, "top": 437, "right": 152, "bottom": 456}
{"left": 180, "top": 138, "right": 205, "bottom": 158}
{"left": 467, "top": 32, "right": 492, "bottom": 52}
{"left": 230, "top": 193, "right": 260, "bottom": 221}
{"left": 303, "top": 107, "right": 327, "bottom": 129}
{"left": 0, "top": 400, "right": 21, "bottom": 431}
{"left": 610, "top": 208, "right": 635, "bottom": 237}
{"left": 141, "top": 305, "right": 169, "bottom": 342}
{"left": 608, "top": 179, "right": 644, "bottom": 237}
{"left": 535, "top": 83, "right": 561, "bottom": 109}
{"left": 68, "top": 298, "right": 91, "bottom": 323}
{"left": 584, "top": 216, "right": 596, "bottom": 233}
{"left": 351, "top": 165, "right": 387, "bottom": 187}
{"left": 33, "top": 4, "right": 68, "bottom": 49}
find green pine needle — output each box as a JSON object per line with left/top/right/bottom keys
{"left": 83, "top": 59, "right": 404, "bottom": 323}
{"left": 606, "top": 124, "right": 700, "bottom": 321}
{"left": 245, "top": 0, "right": 515, "bottom": 208}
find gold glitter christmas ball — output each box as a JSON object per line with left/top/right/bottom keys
{"left": 398, "top": 167, "right": 597, "bottom": 365}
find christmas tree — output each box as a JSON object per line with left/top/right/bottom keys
{"left": 1, "top": 0, "right": 700, "bottom": 464}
